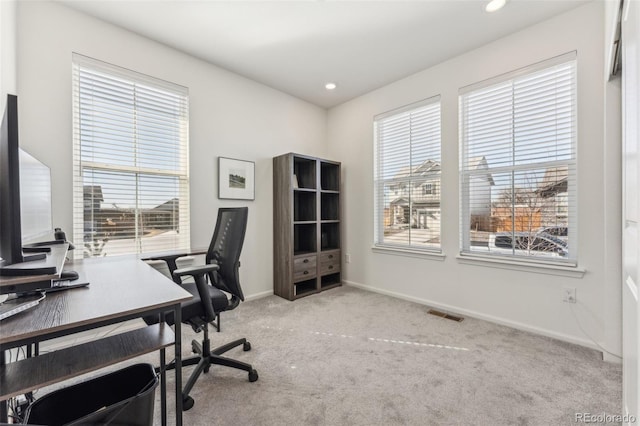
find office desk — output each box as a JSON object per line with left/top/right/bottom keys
{"left": 0, "top": 256, "right": 192, "bottom": 425}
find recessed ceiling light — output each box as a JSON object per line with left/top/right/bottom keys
{"left": 325, "top": 82, "right": 337, "bottom": 90}
{"left": 485, "top": 0, "right": 507, "bottom": 12}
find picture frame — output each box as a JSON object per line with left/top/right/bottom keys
{"left": 218, "top": 157, "right": 255, "bottom": 200}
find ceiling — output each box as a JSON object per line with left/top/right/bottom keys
{"left": 58, "top": 0, "right": 590, "bottom": 109}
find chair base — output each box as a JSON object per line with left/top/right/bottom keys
{"left": 165, "top": 327, "right": 258, "bottom": 411}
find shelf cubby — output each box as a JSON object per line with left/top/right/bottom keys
{"left": 321, "top": 192, "right": 339, "bottom": 221}
{"left": 294, "top": 190, "right": 317, "bottom": 222}
{"left": 320, "top": 222, "right": 340, "bottom": 251}
{"left": 294, "top": 278, "right": 317, "bottom": 298}
{"left": 294, "top": 223, "right": 316, "bottom": 255}
{"left": 321, "top": 162, "right": 340, "bottom": 191}
{"left": 321, "top": 273, "right": 341, "bottom": 289}
{"left": 294, "top": 157, "right": 316, "bottom": 190}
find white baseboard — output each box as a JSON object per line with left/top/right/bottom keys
{"left": 603, "top": 352, "right": 623, "bottom": 363}
{"left": 344, "top": 279, "right": 620, "bottom": 360}
{"left": 245, "top": 289, "right": 273, "bottom": 301}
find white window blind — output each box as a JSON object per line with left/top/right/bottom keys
{"left": 459, "top": 52, "right": 577, "bottom": 264}
{"left": 374, "top": 96, "right": 441, "bottom": 251}
{"left": 72, "top": 54, "right": 190, "bottom": 258}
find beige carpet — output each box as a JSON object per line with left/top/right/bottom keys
{"left": 151, "top": 285, "right": 621, "bottom": 426}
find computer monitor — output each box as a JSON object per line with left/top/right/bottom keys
{"left": 0, "top": 94, "right": 54, "bottom": 270}
{"left": 0, "top": 94, "right": 24, "bottom": 267}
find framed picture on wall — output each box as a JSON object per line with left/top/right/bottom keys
{"left": 218, "top": 157, "right": 255, "bottom": 200}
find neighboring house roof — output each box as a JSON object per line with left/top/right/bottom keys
{"left": 153, "top": 198, "right": 179, "bottom": 212}
{"left": 414, "top": 160, "right": 441, "bottom": 175}
{"left": 392, "top": 159, "right": 440, "bottom": 179}
{"left": 536, "top": 166, "right": 568, "bottom": 197}
{"left": 390, "top": 197, "right": 410, "bottom": 206}
{"left": 83, "top": 185, "right": 104, "bottom": 203}
{"left": 467, "top": 156, "right": 495, "bottom": 186}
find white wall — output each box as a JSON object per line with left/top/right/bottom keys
{"left": 327, "top": 2, "right": 621, "bottom": 353}
{"left": 16, "top": 1, "right": 328, "bottom": 298}
{"left": 0, "top": 0, "right": 17, "bottom": 104}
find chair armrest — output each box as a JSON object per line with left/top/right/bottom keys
{"left": 143, "top": 249, "right": 207, "bottom": 263}
{"left": 173, "top": 263, "right": 219, "bottom": 279}
{"left": 143, "top": 249, "right": 207, "bottom": 284}
{"left": 173, "top": 264, "right": 220, "bottom": 324}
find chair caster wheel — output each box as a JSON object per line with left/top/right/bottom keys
{"left": 182, "top": 396, "right": 194, "bottom": 411}
{"left": 248, "top": 369, "right": 259, "bottom": 382}
{"left": 243, "top": 341, "right": 251, "bottom": 351}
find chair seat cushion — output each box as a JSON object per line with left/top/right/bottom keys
{"left": 144, "top": 283, "right": 229, "bottom": 326}
{"left": 180, "top": 282, "right": 229, "bottom": 322}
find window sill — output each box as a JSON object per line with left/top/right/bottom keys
{"left": 371, "top": 245, "right": 445, "bottom": 261}
{"left": 456, "top": 253, "right": 585, "bottom": 278}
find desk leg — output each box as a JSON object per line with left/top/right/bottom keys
{"left": 0, "top": 349, "right": 6, "bottom": 422}
{"left": 159, "top": 310, "right": 167, "bottom": 426}
{"left": 160, "top": 347, "right": 167, "bottom": 426}
{"left": 175, "top": 306, "right": 183, "bottom": 425}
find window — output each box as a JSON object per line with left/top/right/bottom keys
{"left": 374, "top": 96, "right": 441, "bottom": 251}
{"left": 459, "top": 52, "right": 577, "bottom": 264}
{"left": 72, "top": 54, "right": 190, "bottom": 258}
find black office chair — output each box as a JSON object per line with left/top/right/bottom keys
{"left": 145, "top": 207, "right": 258, "bottom": 411}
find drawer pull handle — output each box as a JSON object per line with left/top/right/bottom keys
{"left": 304, "top": 271, "right": 309, "bottom": 275}
{"left": 328, "top": 255, "right": 333, "bottom": 259}
{"left": 328, "top": 265, "right": 333, "bottom": 270}
{"left": 303, "top": 259, "right": 309, "bottom": 263}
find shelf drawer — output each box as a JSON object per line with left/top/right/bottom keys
{"left": 320, "top": 262, "right": 340, "bottom": 275}
{"left": 293, "top": 254, "right": 317, "bottom": 282}
{"left": 319, "top": 250, "right": 340, "bottom": 264}
{"left": 319, "top": 250, "right": 340, "bottom": 275}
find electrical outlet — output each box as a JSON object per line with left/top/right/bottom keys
{"left": 563, "top": 287, "right": 576, "bottom": 303}
{"left": 345, "top": 253, "right": 351, "bottom": 264}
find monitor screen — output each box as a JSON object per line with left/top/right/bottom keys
{"left": 20, "top": 149, "right": 53, "bottom": 244}
{"left": 0, "top": 94, "right": 23, "bottom": 266}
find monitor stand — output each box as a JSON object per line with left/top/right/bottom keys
{"left": 23, "top": 239, "right": 66, "bottom": 252}
{"left": 0, "top": 243, "right": 68, "bottom": 277}
{"left": 21, "top": 252, "right": 47, "bottom": 262}
{"left": 23, "top": 246, "right": 51, "bottom": 254}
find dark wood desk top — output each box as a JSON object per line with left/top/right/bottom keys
{"left": 0, "top": 256, "right": 192, "bottom": 346}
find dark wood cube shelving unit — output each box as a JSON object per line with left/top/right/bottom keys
{"left": 273, "top": 153, "right": 341, "bottom": 300}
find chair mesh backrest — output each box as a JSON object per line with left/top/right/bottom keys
{"left": 206, "top": 207, "right": 248, "bottom": 301}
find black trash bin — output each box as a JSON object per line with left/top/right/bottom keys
{"left": 24, "top": 363, "right": 158, "bottom": 426}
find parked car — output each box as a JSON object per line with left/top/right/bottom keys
{"left": 486, "top": 232, "right": 567, "bottom": 258}
{"left": 536, "top": 226, "right": 568, "bottom": 242}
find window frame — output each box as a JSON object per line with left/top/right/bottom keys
{"left": 458, "top": 52, "right": 578, "bottom": 267}
{"left": 373, "top": 95, "right": 442, "bottom": 255}
{"left": 71, "top": 53, "right": 190, "bottom": 259}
